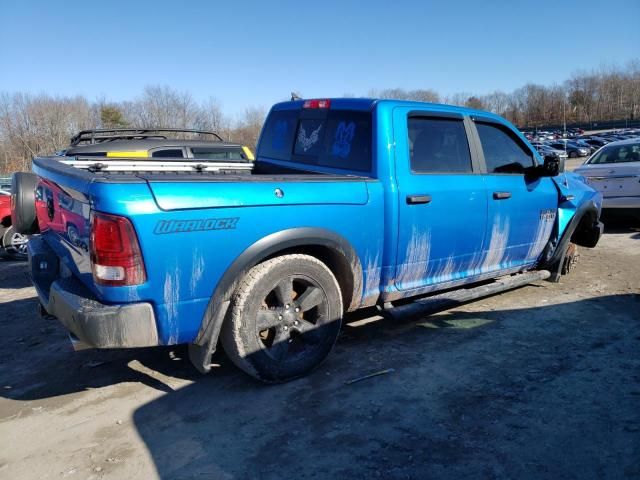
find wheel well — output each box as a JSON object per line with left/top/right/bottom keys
{"left": 570, "top": 209, "right": 599, "bottom": 248}
{"left": 1, "top": 216, "right": 11, "bottom": 228}
{"left": 262, "top": 245, "right": 357, "bottom": 312}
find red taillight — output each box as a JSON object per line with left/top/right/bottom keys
{"left": 303, "top": 99, "right": 331, "bottom": 109}
{"left": 90, "top": 212, "right": 146, "bottom": 286}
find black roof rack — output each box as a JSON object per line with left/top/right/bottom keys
{"left": 69, "top": 128, "right": 224, "bottom": 146}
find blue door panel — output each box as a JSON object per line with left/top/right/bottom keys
{"left": 392, "top": 107, "right": 488, "bottom": 290}
{"left": 482, "top": 175, "right": 558, "bottom": 271}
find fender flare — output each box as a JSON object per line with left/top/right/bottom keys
{"left": 543, "top": 199, "right": 602, "bottom": 281}
{"left": 189, "top": 227, "right": 363, "bottom": 373}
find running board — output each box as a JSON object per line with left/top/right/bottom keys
{"left": 384, "top": 270, "right": 550, "bottom": 320}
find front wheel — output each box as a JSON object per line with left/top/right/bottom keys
{"left": 2, "top": 225, "right": 28, "bottom": 260}
{"left": 221, "top": 254, "right": 343, "bottom": 382}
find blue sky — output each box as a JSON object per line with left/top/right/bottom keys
{"left": 1, "top": 0, "right": 638, "bottom": 116}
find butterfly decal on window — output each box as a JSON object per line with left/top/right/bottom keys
{"left": 297, "top": 124, "right": 322, "bottom": 152}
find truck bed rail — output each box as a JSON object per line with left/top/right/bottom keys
{"left": 59, "top": 158, "right": 253, "bottom": 173}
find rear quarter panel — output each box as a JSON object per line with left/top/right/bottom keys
{"left": 94, "top": 179, "right": 385, "bottom": 345}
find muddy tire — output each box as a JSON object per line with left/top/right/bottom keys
{"left": 221, "top": 254, "right": 343, "bottom": 382}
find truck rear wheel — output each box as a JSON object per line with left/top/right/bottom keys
{"left": 221, "top": 254, "right": 343, "bottom": 382}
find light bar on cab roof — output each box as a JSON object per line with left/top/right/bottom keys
{"left": 303, "top": 99, "right": 331, "bottom": 109}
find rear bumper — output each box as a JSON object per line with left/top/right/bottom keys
{"left": 28, "top": 236, "right": 159, "bottom": 348}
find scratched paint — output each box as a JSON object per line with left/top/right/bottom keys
{"left": 467, "top": 248, "right": 485, "bottom": 277}
{"left": 398, "top": 226, "right": 431, "bottom": 288}
{"left": 433, "top": 254, "right": 457, "bottom": 283}
{"left": 526, "top": 213, "right": 556, "bottom": 262}
{"left": 363, "top": 252, "right": 382, "bottom": 300}
{"left": 189, "top": 246, "right": 205, "bottom": 297}
{"left": 481, "top": 216, "right": 511, "bottom": 273}
{"left": 163, "top": 262, "right": 181, "bottom": 344}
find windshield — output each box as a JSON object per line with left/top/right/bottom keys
{"left": 258, "top": 108, "right": 372, "bottom": 173}
{"left": 588, "top": 142, "right": 640, "bottom": 164}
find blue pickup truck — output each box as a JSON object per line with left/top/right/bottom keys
{"left": 13, "top": 98, "right": 603, "bottom": 382}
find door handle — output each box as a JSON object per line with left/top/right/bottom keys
{"left": 493, "top": 191, "right": 511, "bottom": 200}
{"left": 406, "top": 194, "right": 432, "bottom": 205}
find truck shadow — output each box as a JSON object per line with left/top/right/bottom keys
{"left": 129, "top": 293, "right": 638, "bottom": 479}
{"left": 0, "top": 258, "right": 33, "bottom": 289}
{"left": 2, "top": 292, "right": 638, "bottom": 478}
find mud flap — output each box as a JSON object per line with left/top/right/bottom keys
{"left": 188, "top": 300, "right": 231, "bottom": 374}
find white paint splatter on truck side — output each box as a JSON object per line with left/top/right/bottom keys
{"left": 163, "top": 262, "right": 181, "bottom": 344}
{"left": 481, "top": 216, "right": 511, "bottom": 273}
{"left": 397, "top": 226, "right": 431, "bottom": 288}
{"left": 526, "top": 212, "right": 556, "bottom": 263}
{"left": 363, "top": 252, "right": 382, "bottom": 300}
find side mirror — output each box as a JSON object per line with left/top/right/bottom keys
{"left": 539, "top": 155, "right": 564, "bottom": 177}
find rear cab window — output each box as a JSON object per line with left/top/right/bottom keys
{"left": 257, "top": 106, "right": 372, "bottom": 174}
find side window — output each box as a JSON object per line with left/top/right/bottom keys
{"left": 151, "top": 149, "right": 184, "bottom": 158}
{"left": 476, "top": 122, "right": 534, "bottom": 174}
{"left": 257, "top": 109, "right": 299, "bottom": 161}
{"left": 589, "top": 145, "right": 640, "bottom": 164}
{"left": 191, "top": 147, "right": 246, "bottom": 161}
{"left": 408, "top": 117, "right": 472, "bottom": 173}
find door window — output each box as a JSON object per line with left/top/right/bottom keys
{"left": 408, "top": 117, "right": 472, "bottom": 173}
{"left": 476, "top": 122, "right": 534, "bottom": 174}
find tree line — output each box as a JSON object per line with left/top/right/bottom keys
{"left": 1, "top": 61, "right": 638, "bottom": 174}
{"left": 0, "top": 86, "right": 266, "bottom": 173}
{"left": 370, "top": 61, "right": 640, "bottom": 129}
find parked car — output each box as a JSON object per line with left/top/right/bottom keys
{"left": 573, "top": 139, "right": 599, "bottom": 154}
{"left": 535, "top": 144, "right": 569, "bottom": 160}
{"left": 0, "top": 176, "right": 11, "bottom": 193}
{"left": 15, "top": 98, "right": 603, "bottom": 382}
{"left": 0, "top": 190, "right": 28, "bottom": 260}
{"left": 62, "top": 128, "right": 255, "bottom": 162}
{"left": 574, "top": 139, "right": 640, "bottom": 221}
{"left": 548, "top": 141, "right": 590, "bottom": 158}
{"left": 34, "top": 182, "right": 90, "bottom": 251}
{"left": 581, "top": 137, "right": 610, "bottom": 149}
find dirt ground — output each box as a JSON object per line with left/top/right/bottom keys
{"left": 0, "top": 227, "right": 639, "bottom": 480}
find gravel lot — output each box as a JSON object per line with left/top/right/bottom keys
{"left": 0, "top": 228, "right": 638, "bottom": 479}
